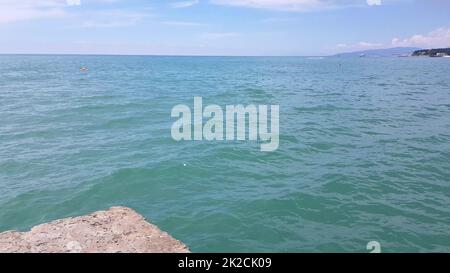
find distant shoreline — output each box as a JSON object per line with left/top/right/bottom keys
{"left": 0, "top": 53, "right": 321, "bottom": 58}
{"left": 2, "top": 53, "right": 449, "bottom": 59}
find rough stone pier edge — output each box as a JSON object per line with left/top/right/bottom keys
{"left": 0, "top": 206, "right": 190, "bottom": 253}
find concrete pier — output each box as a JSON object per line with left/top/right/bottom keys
{"left": 0, "top": 206, "right": 189, "bottom": 253}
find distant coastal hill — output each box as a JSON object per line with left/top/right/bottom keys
{"left": 334, "top": 47, "right": 422, "bottom": 57}
{"left": 412, "top": 48, "right": 450, "bottom": 57}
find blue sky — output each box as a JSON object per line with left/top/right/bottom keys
{"left": 0, "top": 0, "right": 449, "bottom": 55}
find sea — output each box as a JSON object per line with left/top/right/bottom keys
{"left": 0, "top": 55, "right": 449, "bottom": 252}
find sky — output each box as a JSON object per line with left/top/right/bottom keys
{"left": 0, "top": 0, "right": 449, "bottom": 56}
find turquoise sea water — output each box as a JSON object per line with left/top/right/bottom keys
{"left": 0, "top": 55, "right": 449, "bottom": 252}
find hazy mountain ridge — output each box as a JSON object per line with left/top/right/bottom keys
{"left": 334, "top": 47, "right": 422, "bottom": 57}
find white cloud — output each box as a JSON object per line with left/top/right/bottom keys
{"left": 162, "top": 20, "right": 206, "bottom": 27}
{"left": 80, "top": 10, "right": 145, "bottom": 28}
{"left": 66, "top": 0, "right": 81, "bottom": 6}
{"left": 211, "top": 0, "right": 327, "bottom": 11}
{"left": 336, "top": 43, "right": 348, "bottom": 48}
{"left": 260, "top": 17, "right": 299, "bottom": 23}
{"left": 201, "top": 32, "right": 241, "bottom": 39}
{"left": 366, "top": 0, "right": 381, "bottom": 6}
{"left": 336, "top": 41, "right": 384, "bottom": 51}
{"left": 170, "top": 0, "right": 199, "bottom": 8}
{"left": 391, "top": 27, "right": 450, "bottom": 48}
{"left": 0, "top": 0, "right": 126, "bottom": 24}
{"left": 210, "top": 0, "right": 379, "bottom": 12}
{"left": 210, "top": 0, "right": 389, "bottom": 11}
{"left": 0, "top": 0, "right": 69, "bottom": 23}
{"left": 359, "top": 41, "right": 383, "bottom": 48}
{"left": 336, "top": 26, "right": 450, "bottom": 53}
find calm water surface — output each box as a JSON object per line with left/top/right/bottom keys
{"left": 0, "top": 55, "right": 449, "bottom": 252}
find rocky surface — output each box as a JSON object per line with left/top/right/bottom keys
{"left": 0, "top": 206, "right": 190, "bottom": 253}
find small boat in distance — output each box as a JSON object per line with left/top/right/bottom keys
{"left": 80, "top": 67, "right": 89, "bottom": 72}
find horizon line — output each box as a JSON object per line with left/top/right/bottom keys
{"left": 0, "top": 47, "right": 432, "bottom": 58}
{"left": 0, "top": 53, "right": 329, "bottom": 58}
